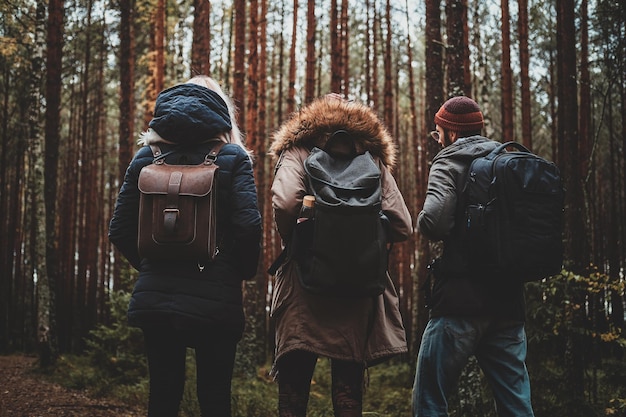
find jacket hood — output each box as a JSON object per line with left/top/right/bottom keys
{"left": 148, "top": 83, "right": 231, "bottom": 145}
{"left": 269, "top": 96, "right": 397, "bottom": 168}
{"left": 433, "top": 135, "right": 497, "bottom": 166}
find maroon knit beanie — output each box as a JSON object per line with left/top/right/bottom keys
{"left": 434, "top": 96, "right": 484, "bottom": 133}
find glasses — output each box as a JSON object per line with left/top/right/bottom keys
{"left": 430, "top": 131, "right": 440, "bottom": 141}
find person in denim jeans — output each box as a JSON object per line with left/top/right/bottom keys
{"left": 413, "top": 96, "right": 534, "bottom": 417}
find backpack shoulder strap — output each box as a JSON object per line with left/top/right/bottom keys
{"left": 206, "top": 141, "right": 226, "bottom": 164}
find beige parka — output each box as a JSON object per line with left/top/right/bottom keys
{"left": 269, "top": 96, "right": 413, "bottom": 377}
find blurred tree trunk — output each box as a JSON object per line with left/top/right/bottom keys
{"left": 118, "top": 0, "right": 135, "bottom": 186}
{"left": 0, "top": 61, "right": 10, "bottom": 353}
{"left": 364, "top": 0, "right": 372, "bottom": 104}
{"left": 606, "top": 3, "right": 626, "bottom": 332}
{"left": 414, "top": 0, "right": 444, "bottom": 357}
{"left": 579, "top": 0, "right": 592, "bottom": 267}
{"left": 500, "top": 0, "right": 514, "bottom": 142}
{"left": 240, "top": 0, "right": 266, "bottom": 373}
{"left": 221, "top": 4, "right": 234, "bottom": 91}
{"left": 383, "top": 0, "right": 393, "bottom": 131}
{"left": 30, "top": 0, "right": 55, "bottom": 367}
{"left": 233, "top": 0, "right": 246, "bottom": 125}
{"left": 341, "top": 0, "right": 349, "bottom": 95}
{"left": 286, "top": 0, "right": 297, "bottom": 114}
{"left": 305, "top": 0, "right": 316, "bottom": 103}
{"left": 518, "top": 0, "right": 532, "bottom": 149}
{"left": 276, "top": 0, "right": 285, "bottom": 123}
{"left": 372, "top": 5, "right": 380, "bottom": 110}
{"left": 154, "top": 0, "right": 164, "bottom": 92}
{"left": 557, "top": 0, "right": 586, "bottom": 411}
{"left": 330, "top": 0, "right": 340, "bottom": 93}
{"left": 42, "top": 0, "right": 65, "bottom": 362}
{"left": 75, "top": 0, "right": 94, "bottom": 351}
{"left": 445, "top": 0, "right": 468, "bottom": 97}
{"left": 143, "top": 0, "right": 164, "bottom": 127}
{"left": 258, "top": 0, "right": 272, "bottom": 361}
{"left": 191, "top": 0, "right": 210, "bottom": 75}
{"left": 401, "top": 0, "right": 419, "bottom": 349}
{"left": 608, "top": 92, "right": 623, "bottom": 333}
{"left": 90, "top": 14, "right": 107, "bottom": 330}
{"left": 117, "top": 0, "right": 135, "bottom": 292}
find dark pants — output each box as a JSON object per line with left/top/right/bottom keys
{"left": 277, "top": 350, "right": 365, "bottom": 417}
{"left": 143, "top": 327, "right": 238, "bottom": 417}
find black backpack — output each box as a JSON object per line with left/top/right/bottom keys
{"left": 462, "top": 141, "right": 564, "bottom": 281}
{"left": 269, "top": 132, "right": 390, "bottom": 298}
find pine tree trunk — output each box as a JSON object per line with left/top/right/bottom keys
{"left": 43, "top": 0, "right": 64, "bottom": 363}
{"left": 154, "top": 0, "right": 165, "bottom": 93}
{"left": 445, "top": 0, "right": 467, "bottom": 96}
{"left": 305, "top": 0, "right": 316, "bottom": 103}
{"left": 286, "top": 0, "right": 297, "bottom": 114}
{"left": 330, "top": 0, "right": 341, "bottom": 93}
{"left": 341, "top": 0, "right": 349, "bottom": 95}
{"left": 557, "top": 0, "right": 586, "bottom": 409}
{"left": 500, "top": 0, "right": 514, "bottom": 142}
{"left": 518, "top": 0, "right": 532, "bottom": 149}
{"left": 233, "top": 0, "right": 246, "bottom": 127}
{"left": 31, "top": 0, "right": 55, "bottom": 367}
{"left": 416, "top": 0, "right": 445, "bottom": 356}
{"left": 383, "top": 0, "right": 393, "bottom": 131}
{"left": 191, "top": 0, "right": 211, "bottom": 75}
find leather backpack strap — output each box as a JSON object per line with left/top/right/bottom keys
{"left": 163, "top": 171, "right": 182, "bottom": 234}
{"left": 204, "top": 141, "right": 226, "bottom": 164}
{"left": 149, "top": 144, "right": 162, "bottom": 159}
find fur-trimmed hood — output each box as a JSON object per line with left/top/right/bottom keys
{"left": 269, "top": 96, "right": 397, "bottom": 168}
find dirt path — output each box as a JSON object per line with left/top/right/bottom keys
{"left": 0, "top": 355, "right": 145, "bottom": 417}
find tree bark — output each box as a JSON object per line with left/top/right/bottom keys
{"left": 557, "top": 0, "right": 586, "bottom": 409}
{"left": 233, "top": 0, "right": 246, "bottom": 128}
{"left": 383, "top": 0, "right": 393, "bottom": 131}
{"left": 286, "top": 0, "right": 298, "bottom": 114}
{"left": 417, "top": 0, "right": 444, "bottom": 356}
{"left": 330, "top": 0, "right": 341, "bottom": 93}
{"left": 518, "top": 0, "right": 532, "bottom": 149}
{"left": 43, "top": 0, "right": 65, "bottom": 363}
{"left": 191, "top": 0, "right": 211, "bottom": 76}
{"left": 305, "top": 0, "right": 316, "bottom": 103}
{"left": 341, "top": 0, "right": 349, "bottom": 95}
{"left": 31, "top": 0, "right": 55, "bottom": 367}
{"left": 154, "top": 0, "right": 165, "bottom": 93}
{"left": 500, "top": 0, "right": 514, "bottom": 143}
{"left": 445, "top": 0, "right": 467, "bottom": 97}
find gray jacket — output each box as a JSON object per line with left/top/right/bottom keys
{"left": 418, "top": 135, "right": 526, "bottom": 320}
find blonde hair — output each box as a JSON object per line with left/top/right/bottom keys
{"left": 139, "top": 76, "right": 251, "bottom": 156}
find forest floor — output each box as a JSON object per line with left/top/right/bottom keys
{"left": 0, "top": 354, "right": 145, "bottom": 417}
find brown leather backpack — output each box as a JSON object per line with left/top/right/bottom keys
{"left": 137, "top": 142, "right": 225, "bottom": 262}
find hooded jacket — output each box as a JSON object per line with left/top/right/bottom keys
{"left": 108, "top": 83, "right": 262, "bottom": 339}
{"left": 417, "top": 135, "right": 525, "bottom": 321}
{"left": 269, "top": 96, "right": 413, "bottom": 373}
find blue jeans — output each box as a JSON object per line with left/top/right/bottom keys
{"left": 412, "top": 316, "right": 534, "bottom": 417}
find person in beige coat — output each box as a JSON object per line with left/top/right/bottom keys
{"left": 269, "top": 94, "right": 413, "bottom": 417}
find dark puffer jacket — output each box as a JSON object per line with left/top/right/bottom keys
{"left": 108, "top": 84, "right": 262, "bottom": 340}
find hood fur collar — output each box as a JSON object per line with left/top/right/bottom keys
{"left": 270, "top": 96, "right": 397, "bottom": 168}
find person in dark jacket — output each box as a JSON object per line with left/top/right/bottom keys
{"left": 108, "top": 75, "right": 262, "bottom": 417}
{"left": 412, "top": 96, "right": 534, "bottom": 417}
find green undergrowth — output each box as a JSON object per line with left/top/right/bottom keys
{"left": 47, "top": 352, "right": 413, "bottom": 416}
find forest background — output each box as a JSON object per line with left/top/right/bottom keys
{"left": 1, "top": 0, "right": 625, "bottom": 415}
